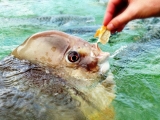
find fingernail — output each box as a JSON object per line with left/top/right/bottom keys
{"left": 107, "top": 23, "right": 114, "bottom": 30}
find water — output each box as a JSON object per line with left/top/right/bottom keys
{"left": 0, "top": 0, "right": 160, "bottom": 120}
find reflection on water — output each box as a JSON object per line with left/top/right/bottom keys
{"left": 0, "top": 0, "right": 160, "bottom": 120}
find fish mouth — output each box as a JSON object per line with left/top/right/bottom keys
{"left": 98, "top": 60, "right": 114, "bottom": 92}
{"left": 99, "top": 60, "right": 110, "bottom": 75}
{"left": 98, "top": 59, "right": 114, "bottom": 92}
{"left": 93, "top": 43, "right": 110, "bottom": 75}
{"left": 92, "top": 43, "right": 114, "bottom": 90}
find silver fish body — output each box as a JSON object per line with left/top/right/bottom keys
{"left": 0, "top": 30, "right": 115, "bottom": 120}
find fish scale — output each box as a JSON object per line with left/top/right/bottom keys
{"left": 0, "top": 56, "right": 85, "bottom": 120}
{"left": 0, "top": 30, "right": 115, "bottom": 120}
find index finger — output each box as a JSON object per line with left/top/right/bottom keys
{"left": 103, "top": 0, "right": 122, "bottom": 26}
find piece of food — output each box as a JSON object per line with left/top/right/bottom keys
{"left": 94, "top": 26, "right": 111, "bottom": 44}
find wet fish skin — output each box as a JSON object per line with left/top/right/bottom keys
{"left": 0, "top": 30, "right": 115, "bottom": 120}
{"left": 0, "top": 56, "right": 86, "bottom": 120}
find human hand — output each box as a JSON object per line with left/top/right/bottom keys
{"left": 103, "top": 0, "right": 160, "bottom": 33}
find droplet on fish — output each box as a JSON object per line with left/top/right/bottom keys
{"left": 54, "top": 93, "right": 58, "bottom": 96}
{"left": 45, "top": 69, "right": 50, "bottom": 74}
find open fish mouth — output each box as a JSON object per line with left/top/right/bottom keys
{"left": 93, "top": 43, "right": 110, "bottom": 75}
{"left": 98, "top": 63, "right": 114, "bottom": 92}
{"left": 92, "top": 43, "right": 115, "bottom": 91}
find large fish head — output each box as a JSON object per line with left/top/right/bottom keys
{"left": 12, "top": 30, "right": 110, "bottom": 81}
{"left": 12, "top": 30, "right": 115, "bottom": 119}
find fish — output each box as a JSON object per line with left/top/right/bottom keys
{"left": 61, "top": 25, "right": 100, "bottom": 36}
{"left": 35, "top": 15, "right": 95, "bottom": 26}
{"left": 0, "top": 30, "right": 115, "bottom": 120}
{"left": 0, "top": 15, "right": 95, "bottom": 28}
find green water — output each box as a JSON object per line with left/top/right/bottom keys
{"left": 0, "top": 0, "right": 160, "bottom": 120}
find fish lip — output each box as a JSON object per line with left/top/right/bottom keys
{"left": 98, "top": 60, "right": 110, "bottom": 75}
{"left": 93, "top": 43, "right": 110, "bottom": 63}
{"left": 97, "top": 53, "right": 110, "bottom": 64}
{"left": 90, "top": 43, "right": 110, "bottom": 75}
{"left": 95, "top": 44, "right": 110, "bottom": 75}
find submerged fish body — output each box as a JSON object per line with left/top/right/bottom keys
{"left": 35, "top": 15, "right": 95, "bottom": 26}
{"left": 0, "top": 15, "right": 95, "bottom": 28}
{"left": 61, "top": 25, "right": 100, "bottom": 36}
{"left": 0, "top": 30, "right": 115, "bottom": 120}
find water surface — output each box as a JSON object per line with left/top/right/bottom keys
{"left": 0, "top": 0, "right": 160, "bottom": 120}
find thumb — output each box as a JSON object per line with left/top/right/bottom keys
{"left": 107, "top": 6, "right": 135, "bottom": 31}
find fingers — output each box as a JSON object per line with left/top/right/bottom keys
{"left": 110, "top": 24, "right": 126, "bottom": 33}
{"left": 103, "top": 12, "right": 113, "bottom": 26}
{"left": 107, "top": 5, "right": 135, "bottom": 32}
{"left": 103, "top": 0, "right": 122, "bottom": 26}
{"left": 117, "top": 24, "right": 126, "bottom": 32}
{"left": 104, "top": 0, "right": 160, "bottom": 33}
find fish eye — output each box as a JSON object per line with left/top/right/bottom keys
{"left": 67, "top": 51, "right": 80, "bottom": 63}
